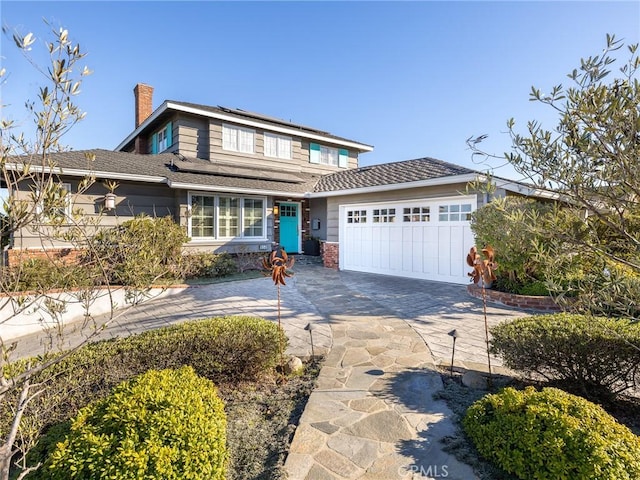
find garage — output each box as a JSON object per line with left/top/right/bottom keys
{"left": 339, "top": 195, "right": 477, "bottom": 284}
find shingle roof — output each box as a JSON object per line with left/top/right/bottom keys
{"left": 14, "top": 151, "right": 483, "bottom": 197}
{"left": 314, "top": 157, "right": 478, "bottom": 192}
{"left": 167, "top": 101, "right": 372, "bottom": 149}
{"left": 26, "top": 149, "right": 318, "bottom": 195}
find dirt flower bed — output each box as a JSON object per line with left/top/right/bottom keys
{"left": 221, "top": 359, "right": 322, "bottom": 480}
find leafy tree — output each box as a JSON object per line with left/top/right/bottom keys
{"left": 468, "top": 34, "right": 640, "bottom": 317}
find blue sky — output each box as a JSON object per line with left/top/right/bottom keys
{"left": 1, "top": 1, "right": 639, "bottom": 181}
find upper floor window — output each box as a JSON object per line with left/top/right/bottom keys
{"left": 264, "top": 133, "right": 292, "bottom": 159}
{"left": 223, "top": 124, "right": 255, "bottom": 153}
{"left": 309, "top": 143, "right": 349, "bottom": 168}
{"left": 151, "top": 122, "right": 172, "bottom": 154}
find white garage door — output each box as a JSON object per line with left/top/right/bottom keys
{"left": 339, "top": 196, "right": 477, "bottom": 285}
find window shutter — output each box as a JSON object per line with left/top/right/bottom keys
{"left": 338, "top": 149, "right": 349, "bottom": 168}
{"left": 309, "top": 143, "right": 320, "bottom": 164}
{"left": 166, "top": 122, "right": 172, "bottom": 147}
{"left": 151, "top": 133, "right": 158, "bottom": 154}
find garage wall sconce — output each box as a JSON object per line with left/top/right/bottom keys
{"left": 273, "top": 204, "right": 279, "bottom": 215}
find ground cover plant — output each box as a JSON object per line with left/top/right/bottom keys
{"left": 1, "top": 316, "right": 318, "bottom": 480}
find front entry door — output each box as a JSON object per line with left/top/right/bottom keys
{"left": 279, "top": 203, "right": 299, "bottom": 253}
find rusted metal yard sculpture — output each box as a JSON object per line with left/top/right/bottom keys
{"left": 466, "top": 245, "right": 498, "bottom": 387}
{"left": 262, "top": 249, "right": 295, "bottom": 382}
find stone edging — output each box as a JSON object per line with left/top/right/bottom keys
{"left": 467, "top": 284, "right": 561, "bottom": 312}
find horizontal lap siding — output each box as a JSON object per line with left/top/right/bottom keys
{"left": 208, "top": 120, "right": 303, "bottom": 172}
{"left": 175, "top": 115, "right": 209, "bottom": 159}
{"left": 13, "top": 181, "right": 178, "bottom": 249}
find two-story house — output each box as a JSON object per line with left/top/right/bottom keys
{"left": 6, "top": 83, "right": 552, "bottom": 284}
{"left": 113, "top": 84, "right": 373, "bottom": 255}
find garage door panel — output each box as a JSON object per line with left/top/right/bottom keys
{"left": 342, "top": 198, "right": 475, "bottom": 284}
{"left": 437, "top": 227, "right": 451, "bottom": 276}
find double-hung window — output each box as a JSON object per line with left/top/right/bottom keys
{"left": 309, "top": 143, "right": 349, "bottom": 168}
{"left": 222, "top": 124, "right": 255, "bottom": 153}
{"left": 36, "top": 182, "right": 72, "bottom": 223}
{"left": 151, "top": 122, "right": 172, "bottom": 154}
{"left": 264, "top": 133, "right": 292, "bottom": 159}
{"left": 189, "top": 194, "right": 265, "bottom": 240}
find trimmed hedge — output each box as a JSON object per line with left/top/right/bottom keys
{"left": 463, "top": 386, "right": 640, "bottom": 480}
{"left": 490, "top": 313, "right": 640, "bottom": 399}
{"left": 2, "top": 316, "right": 286, "bottom": 474}
{"left": 43, "top": 367, "right": 227, "bottom": 480}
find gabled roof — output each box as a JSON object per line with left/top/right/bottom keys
{"left": 312, "top": 157, "right": 479, "bottom": 196}
{"left": 116, "top": 100, "right": 374, "bottom": 153}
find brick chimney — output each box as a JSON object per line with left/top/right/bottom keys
{"left": 134, "top": 83, "right": 154, "bottom": 128}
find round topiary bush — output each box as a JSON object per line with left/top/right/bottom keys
{"left": 43, "top": 366, "right": 227, "bottom": 480}
{"left": 489, "top": 313, "right": 640, "bottom": 399}
{"left": 463, "top": 386, "right": 640, "bottom": 480}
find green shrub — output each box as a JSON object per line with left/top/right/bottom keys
{"left": 42, "top": 366, "right": 227, "bottom": 480}
{"left": 2, "top": 316, "right": 286, "bottom": 475}
{"left": 8, "top": 257, "right": 100, "bottom": 291}
{"left": 463, "top": 386, "right": 640, "bottom": 480}
{"left": 124, "top": 316, "right": 287, "bottom": 383}
{"left": 490, "top": 313, "right": 640, "bottom": 399}
{"left": 89, "top": 215, "right": 189, "bottom": 287}
{"left": 180, "top": 251, "right": 238, "bottom": 279}
{"left": 470, "top": 196, "right": 553, "bottom": 290}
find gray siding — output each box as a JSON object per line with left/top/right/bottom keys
{"left": 12, "top": 180, "right": 178, "bottom": 249}
{"left": 169, "top": 113, "right": 361, "bottom": 174}
{"left": 309, "top": 197, "right": 327, "bottom": 240}
{"left": 174, "top": 115, "right": 210, "bottom": 159}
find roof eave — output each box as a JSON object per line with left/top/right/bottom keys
{"left": 4, "top": 163, "right": 167, "bottom": 184}
{"left": 311, "top": 173, "right": 481, "bottom": 198}
{"left": 115, "top": 101, "right": 374, "bottom": 153}
{"left": 166, "top": 180, "right": 308, "bottom": 198}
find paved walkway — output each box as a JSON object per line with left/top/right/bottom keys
{"left": 9, "top": 261, "right": 532, "bottom": 479}
{"left": 283, "top": 265, "right": 527, "bottom": 480}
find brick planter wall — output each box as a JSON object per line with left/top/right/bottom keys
{"left": 321, "top": 241, "right": 339, "bottom": 269}
{"left": 467, "top": 284, "right": 562, "bottom": 312}
{"left": 6, "top": 248, "right": 84, "bottom": 268}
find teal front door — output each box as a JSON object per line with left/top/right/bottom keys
{"left": 279, "top": 203, "right": 299, "bottom": 253}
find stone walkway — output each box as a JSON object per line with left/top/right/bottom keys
{"left": 283, "top": 265, "right": 529, "bottom": 480}
{"left": 8, "top": 261, "right": 533, "bottom": 480}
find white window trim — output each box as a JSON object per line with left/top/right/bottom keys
{"left": 35, "top": 182, "right": 72, "bottom": 223}
{"left": 222, "top": 124, "right": 255, "bottom": 154}
{"left": 264, "top": 132, "right": 292, "bottom": 159}
{"left": 320, "top": 145, "right": 338, "bottom": 166}
{"left": 187, "top": 192, "right": 267, "bottom": 241}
